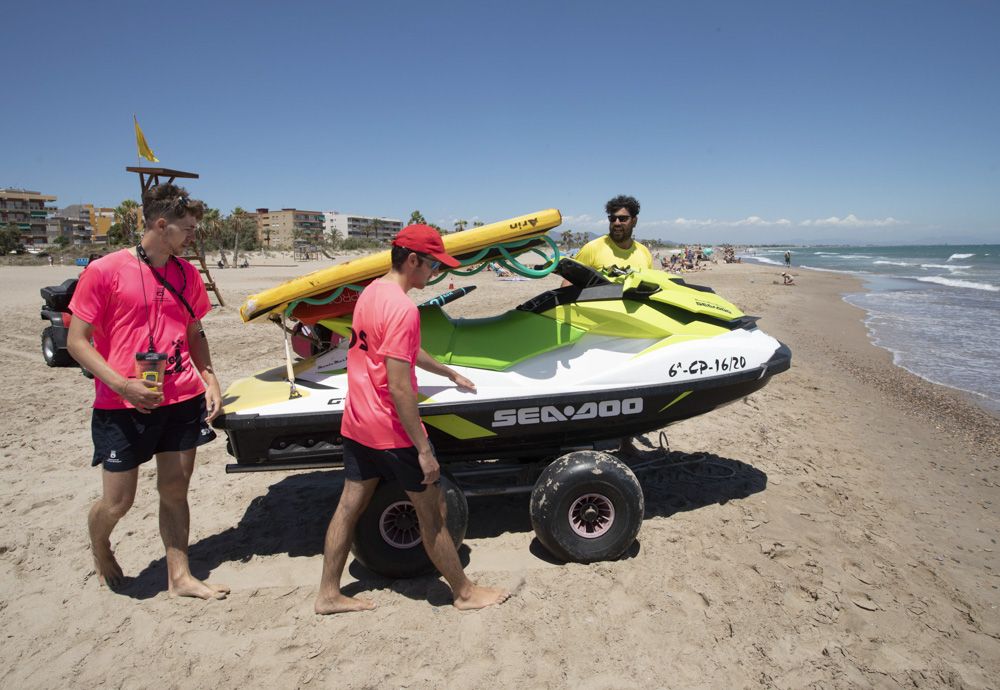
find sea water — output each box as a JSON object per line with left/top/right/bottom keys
{"left": 742, "top": 245, "right": 1000, "bottom": 413}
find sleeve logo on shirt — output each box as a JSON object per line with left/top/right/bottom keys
{"left": 348, "top": 328, "right": 369, "bottom": 352}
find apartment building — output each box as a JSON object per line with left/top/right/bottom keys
{"left": 86, "top": 204, "right": 115, "bottom": 243}
{"left": 0, "top": 188, "right": 57, "bottom": 246}
{"left": 255, "top": 208, "right": 324, "bottom": 249}
{"left": 324, "top": 212, "right": 403, "bottom": 243}
{"left": 47, "top": 204, "right": 94, "bottom": 245}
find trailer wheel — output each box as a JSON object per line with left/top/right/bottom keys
{"left": 41, "top": 327, "right": 73, "bottom": 367}
{"left": 530, "top": 451, "right": 643, "bottom": 563}
{"left": 351, "top": 474, "right": 468, "bottom": 579}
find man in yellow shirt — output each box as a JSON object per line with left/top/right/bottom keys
{"left": 574, "top": 195, "right": 653, "bottom": 275}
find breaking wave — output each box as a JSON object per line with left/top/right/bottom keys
{"left": 915, "top": 276, "right": 998, "bottom": 292}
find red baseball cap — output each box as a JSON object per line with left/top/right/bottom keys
{"left": 392, "top": 224, "right": 460, "bottom": 268}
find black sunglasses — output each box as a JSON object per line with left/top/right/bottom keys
{"left": 608, "top": 214, "right": 632, "bottom": 223}
{"left": 415, "top": 253, "right": 441, "bottom": 271}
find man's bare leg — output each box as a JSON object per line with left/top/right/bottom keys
{"left": 156, "top": 451, "right": 229, "bottom": 600}
{"left": 315, "top": 478, "right": 379, "bottom": 614}
{"left": 88, "top": 467, "right": 139, "bottom": 588}
{"left": 408, "top": 486, "right": 510, "bottom": 610}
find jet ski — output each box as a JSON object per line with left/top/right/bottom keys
{"left": 212, "top": 211, "right": 790, "bottom": 572}
{"left": 215, "top": 255, "right": 790, "bottom": 472}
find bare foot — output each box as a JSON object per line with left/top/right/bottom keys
{"left": 92, "top": 545, "right": 125, "bottom": 589}
{"left": 168, "top": 575, "right": 229, "bottom": 600}
{"left": 315, "top": 592, "right": 376, "bottom": 615}
{"left": 453, "top": 585, "right": 511, "bottom": 611}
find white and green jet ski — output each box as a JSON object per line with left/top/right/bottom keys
{"left": 216, "top": 258, "right": 790, "bottom": 471}
{"left": 214, "top": 244, "right": 790, "bottom": 573}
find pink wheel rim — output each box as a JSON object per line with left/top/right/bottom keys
{"left": 379, "top": 501, "right": 422, "bottom": 549}
{"left": 568, "top": 493, "right": 615, "bottom": 538}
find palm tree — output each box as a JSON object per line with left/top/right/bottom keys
{"left": 228, "top": 207, "right": 254, "bottom": 266}
{"left": 560, "top": 229, "right": 572, "bottom": 248}
{"left": 199, "top": 207, "right": 225, "bottom": 263}
{"left": 454, "top": 219, "right": 467, "bottom": 233}
{"left": 108, "top": 199, "right": 140, "bottom": 246}
{"left": 473, "top": 221, "right": 484, "bottom": 228}
{"left": 409, "top": 210, "right": 426, "bottom": 225}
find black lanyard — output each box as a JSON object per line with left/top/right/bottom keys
{"left": 136, "top": 245, "right": 196, "bottom": 351}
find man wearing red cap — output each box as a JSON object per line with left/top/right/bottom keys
{"left": 316, "top": 224, "right": 511, "bottom": 614}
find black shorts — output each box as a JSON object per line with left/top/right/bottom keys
{"left": 91, "top": 394, "right": 217, "bottom": 472}
{"left": 342, "top": 437, "right": 437, "bottom": 493}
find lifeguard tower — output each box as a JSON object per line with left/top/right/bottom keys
{"left": 126, "top": 166, "right": 224, "bottom": 306}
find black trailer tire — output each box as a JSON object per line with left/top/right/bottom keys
{"left": 41, "top": 327, "right": 74, "bottom": 367}
{"left": 351, "top": 474, "right": 469, "bottom": 579}
{"left": 530, "top": 451, "right": 644, "bottom": 563}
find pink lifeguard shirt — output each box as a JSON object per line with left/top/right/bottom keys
{"left": 69, "top": 248, "right": 211, "bottom": 410}
{"left": 340, "top": 279, "right": 424, "bottom": 449}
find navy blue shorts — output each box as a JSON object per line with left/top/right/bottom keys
{"left": 91, "top": 394, "right": 217, "bottom": 472}
{"left": 342, "top": 437, "right": 437, "bottom": 493}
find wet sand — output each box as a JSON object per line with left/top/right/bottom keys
{"left": 1, "top": 255, "right": 998, "bottom": 688}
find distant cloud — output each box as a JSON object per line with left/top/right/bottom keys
{"left": 560, "top": 214, "right": 598, "bottom": 226}
{"left": 800, "top": 214, "right": 905, "bottom": 227}
{"left": 670, "top": 216, "right": 793, "bottom": 227}
{"left": 557, "top": 212, "right": 908, "bottom": 235}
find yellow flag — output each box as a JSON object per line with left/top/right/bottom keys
{"left": 133, "top": 115, "right": 159, "bottom": 162}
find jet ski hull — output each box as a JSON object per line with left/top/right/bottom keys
{"left": 216, "top": 342, "right": 790, "bottom": 470}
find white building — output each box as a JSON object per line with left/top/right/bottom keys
{"left": 323, "top": 211, "right": 403, "bottom": 243}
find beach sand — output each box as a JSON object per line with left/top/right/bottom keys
{"left": 1, "top": 255, "right": 998, "bottom": 688}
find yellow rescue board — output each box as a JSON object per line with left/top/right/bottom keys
{"left": 240, "top": 209, "right": 562, "bottom": 322}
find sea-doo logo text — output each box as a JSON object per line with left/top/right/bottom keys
{"left": 492, "top": 398, "right": 643, "bottom": 428}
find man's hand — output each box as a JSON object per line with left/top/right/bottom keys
{"left": 450, "top": 372, "right": 477, "bottom": 393}
{"left": 123, "top": 378, "right": 164, "bottom": 414}
{"left": 204, "top": 380, "right": 223, "bottom": 422}
{"left": 417, "top": 447, "right": 440, "bottom": 485}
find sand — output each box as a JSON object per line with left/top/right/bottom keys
{"left": 1, "top": 254, "right": 998, "bottom": 688}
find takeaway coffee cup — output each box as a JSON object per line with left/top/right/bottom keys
{"left": 135, "top": 351, "right": 168, "bottom": 385}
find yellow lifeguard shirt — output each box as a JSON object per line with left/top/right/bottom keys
{"left": 574, "top": 235, "right": 653, "bottom": 274}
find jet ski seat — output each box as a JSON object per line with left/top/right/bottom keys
{"left": 419, "top": 306, "right": 584, "bottom": 371}
{"left": 553, "top": 258, "right": 612, "bottom": 288}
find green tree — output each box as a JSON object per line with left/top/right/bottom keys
{"left": 0, "top": 225, "right": 24, "bottom": 254}
{"left": 453, "top": 219, "right": 467, "bottom": 233}
{"left": 53, "top": 234, "right": 71, "bottom": 248}
{"left": 408, "top": 210, "right": 426, "bottom": 225}
{"left": 363, "top": 217, "right": 391, "bottom": 241}
{"left": 200, "top": 207, "right": 226, "bottom": 262}
{"left": 108, "top": 199, "right": 140, "bottom": 246}
{"left": 473, "top": 221, "right": 484, "bottom": 228}
{"left": 560, "top": 229, "right": 573, "bottom": 248}
{"left": 226, "top": 207, "right": 258, "bottom": 263}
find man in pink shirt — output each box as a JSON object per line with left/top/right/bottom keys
{"left": 315, "top": 225, "right": 510, "bottom": 614}
{"left": 68, "top": 183, "right": 227, "bottom": 600}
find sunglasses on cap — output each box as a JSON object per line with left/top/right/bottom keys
{"left": 608, "top": 214, "right": 632, "bottom": 223}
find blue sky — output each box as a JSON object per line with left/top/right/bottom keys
{"left": 3, "top": 0, "right": 998, "bottom": 244}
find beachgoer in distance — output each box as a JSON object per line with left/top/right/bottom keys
{"left": 782, "top": 272, "right": 795, "bottom": 286}
{"left": 562, "top": 195, "right": 653, "bottom": 286}
{"left": 315, "top": 224, "right": 511, "bottom": 614}
{"left": 784, "top": 250, "right": 791, "bottom": 267}
{"left": 67, "top": 183, "right": 227, "bottom": 600}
